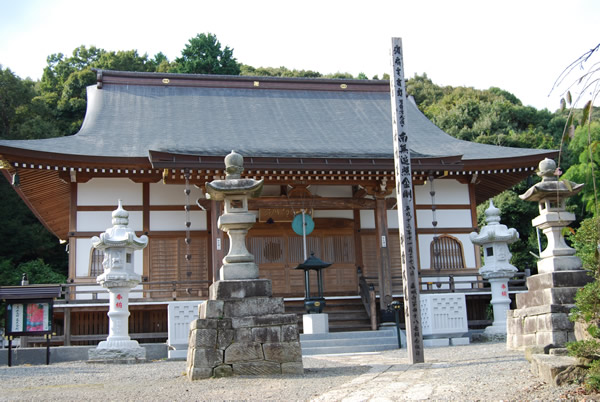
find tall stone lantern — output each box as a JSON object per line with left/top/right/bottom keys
{"left": 507, "top": 158, "right": 593, "bottom": 350}
{"left": 88, "top": 200, "right": 149, "bottom": 362}
{"left": 187, "top": 151, "right": 303, "bottom": 379}
{"left": 470, "top": 200, "right": 519, "bottom": 335}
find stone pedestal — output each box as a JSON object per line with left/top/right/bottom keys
{"left": 303, "top": 314, "right": 329, "bottom": 334}
{"left": 507, "top": 271, "right": 593, "bottom": 349}
{"left": 186, "top": 279, "right": 303, "bottom": 379}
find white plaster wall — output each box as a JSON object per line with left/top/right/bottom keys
{"left": 75, "top": 238, "right": 144, "bottom": 279}
{"left": 313, "top": 210, "right": 353, "bottom": 219}
{"left": 77, "top": 211, "right": 143, "bottom": 232}
{"left": 388, "top": 210, "right": 399, "bottom": 229}
{"left": 76, "top": 238, "right": 94, "bottom": 277}
{"left": 150, "top": 211, "right": 207, "bottom": 231}
{"left": 418, "top": 233, "right": 476, "bottom": 269}
{"left": 310, "top": 185, "right": 352, "bottom": 198}
{"left": 360, "top": 209, "right": 401, "bottom": 229}
{"left": 150, "top": 182, "right": 205, "bottom": 205}
{"left": 416, "top": 209, "right": 473, "bottom": 229}
{"left": 414, "top": 179, "right": 469, "bottom": 205}
{"left": 360, "top": 210, "right": 375, "bottom": 229}
{"left": 78, "top": 178, "right": 142, "bottom": 206}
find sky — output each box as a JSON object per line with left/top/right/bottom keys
{"left": 1, "top": 0, "right": 599, "bottom": 111}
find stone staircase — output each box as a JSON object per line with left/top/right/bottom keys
{"left": 300, "top": 327, "right": 401, "bottom": 355}
{"left": 284, "top": 297, "right": 373, "bottom": 333}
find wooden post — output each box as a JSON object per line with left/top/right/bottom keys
{"left": 390, "top": 37, "right": 425, "bottom": 363}
{"left": 64, "top": 308, "right": 71, "bottom": 346}
{"left": 210, "top": 200, "right": 224, "bottom": 284}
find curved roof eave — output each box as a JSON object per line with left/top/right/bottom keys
{"left": 0, "top": 71, "right": 556, "bottom": 168}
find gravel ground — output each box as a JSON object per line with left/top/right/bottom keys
{"left": 0, "top": 341, "right": 595, "bottom": 401}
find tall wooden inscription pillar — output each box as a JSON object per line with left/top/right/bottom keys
{"left": 390, "top": 37, "right": 424, "bottom": 364}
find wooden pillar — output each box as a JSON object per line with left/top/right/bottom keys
{"left": 375, "top": 197, "right": 393, "bottom": 310}
{"left": 63, "top": 308, "right": 71, "bottom": 346}
{"left": 352, "top": 209, "right": 364, "bottom": 274}
{"left": 68, "top": 182, "right": 77, "bottom": 282}
{"left": 142, "top": 182, "right": 150, "bottom": 281}
{"left": 210, "top": 200, "right": 224, "bottom": 283}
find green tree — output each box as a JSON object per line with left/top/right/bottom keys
{"left": 174, "top": 33, "right": 240, "bottom": 75}
{"left": 0, "top": 67, "right": 36, "bottom": 139}
{"left": 0, "top": 179, "right": 68, "bottom": 272}
{"left": 562, "top": 122, "right": 600, "bottom": 217}
{"left": 240, "top": 65, "right": 322, "bottom": 78}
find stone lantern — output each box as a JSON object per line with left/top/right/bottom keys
{"left": 470, "top": 200, "right": 519, "bottom": 335}
{"left": 205, "top": 150, "right": 263, "bottom": 280}
{"left": 520, "top": 158, "right": 584, "bottom": 273}
{"left": 88, "top": 200, "right": 149, "bottom": 362}
{"left": 187, "top": 151, "right": 303, "bottom": 379}
{"left": 507, "top": 158, "right": 593, "bottom": 350}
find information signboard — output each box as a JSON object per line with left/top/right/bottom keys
{"left": 6, "top": 301, "right": 53, "bottom": 336}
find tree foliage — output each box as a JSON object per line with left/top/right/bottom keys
{"left": 407, "top": 74, "right": 565, "bottom": 149}
{"left": 174, "top": 33, "right": 240, "bottom": 75}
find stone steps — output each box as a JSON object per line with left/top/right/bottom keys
{"left": 285, "top": 298, "right": 373, "bottom": 332}
{"left": 300, "top": 328, "right": 400, "bottom": 355}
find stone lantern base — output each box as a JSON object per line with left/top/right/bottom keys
{"left": 507, "top": 270, "right": 594, "bottom": 350}
{"left": 186, "top": 279, "right": 303, "bottom": 379}
{"left": 88, "top": 340, "right": 147, "bottom": 363}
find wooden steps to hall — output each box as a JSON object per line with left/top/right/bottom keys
{"left": 284, "top": 297, "right": 372, "bottom": 332}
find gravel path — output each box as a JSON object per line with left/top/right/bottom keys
{"left": 0, "top": 342, "right": 593, "bottom": 401}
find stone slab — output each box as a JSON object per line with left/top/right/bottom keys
{"left": 231, "top": 313, "right": 298, "bottom": 329}
{"left": 88, "top": 346, "right": 146, "bottom": 363}
{"left": 531, "top": 354, "right": 587, "bottom": 386}
{"left": 281, "top": 361, "right": 304, "bottom": 375}
{"left": 199, "top": 300, "right": 224, "bottom": 319}
{"left": 224, "top": 342, "right": 263, "bottom": 363}
{"left": 188, "top": 367, "right": 213, "bottom": 380}
{"left": 450, "top": 337, "right": 470, "bottom": 345}
{"left": 508, "top": 303, "right": 574, "bottom": 318}
{"left": 209, "top": 279, "right": 272, "bottom": 300}
{"left": 525, "top": 270, "right": 592, "bottom": 291}
{"left": 188, "top": 347, "right": 223, "bottom": 368}
{"left": 537, "top": 255, "right": 583, "bottom": 274}
{"left": 232, "top": 360, "right": 282, "bottom": 375}
{"left": 516, "top": 287, "right": 579, "bottom": 309}
{"left": 219, "top": 262, "right": 259, "bottom": 280}
{"left": 263, "top": 342, "right": 303, "bottom": 363}
{"left": 423, "top": 338, "right": 450, "bottom": 347}
{"left": 222, "top": 297, "right": 285, "bottom": 317}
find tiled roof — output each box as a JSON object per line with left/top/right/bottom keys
{"left": 0, "top": 71, "right": 552, "bottom": 162}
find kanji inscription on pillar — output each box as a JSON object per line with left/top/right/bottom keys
{"left": 389, "top": 37, "right": 424, "bottom": 364}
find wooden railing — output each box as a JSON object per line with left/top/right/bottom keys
{"left": 357, "top": 267, "right": 378, "bottom": 330}
{"left": 357, "top": 269, "right": 527, "bottom": 297}
{"left": 57, "top": 279, "right": 212, "bottom": 304}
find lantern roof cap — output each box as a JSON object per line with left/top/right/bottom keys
{"left": 294, "top": 252, "right": 332, "bottom": 271}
